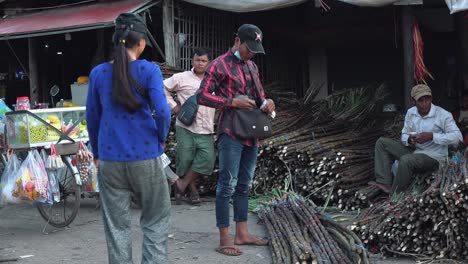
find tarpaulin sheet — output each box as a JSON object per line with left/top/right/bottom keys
{"left": 337, "top": 0, "right": 468, "bottom": 13}
{"left": 445, "top": 0, "right": 468, "bottom": 14}
{"left": 182, "top": 0, "right": 307, "bottom": 12}
{"left": 336, "top": 0, "right": 398, "bottom": 7}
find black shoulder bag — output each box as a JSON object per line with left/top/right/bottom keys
{"left": 177, "top": 94, "right": 199, "bottom": 126}
{"left": 231, "top": 63, "right": 273, "bottom": 139}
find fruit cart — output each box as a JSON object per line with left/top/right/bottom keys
{"left": 3, "top": 106, "right": 94, "bottom": 228}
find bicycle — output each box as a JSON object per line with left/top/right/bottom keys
{"left": 2, "top": 107, "right": 94, "bottom": 229}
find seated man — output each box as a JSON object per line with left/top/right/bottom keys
{"left": 370, "top": 84, "right": 462, "bottom": 193}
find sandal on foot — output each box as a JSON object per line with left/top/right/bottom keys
{"left": 190, "top": 192, "right": 201, "bottom": 204}
{"left": 215, "top": 246, "right": 242, "bottom": 256}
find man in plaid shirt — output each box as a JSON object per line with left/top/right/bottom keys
{"left": 197, "top": 24, "right": 275, "bottom": 256}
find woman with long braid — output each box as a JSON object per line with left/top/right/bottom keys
{"left": 86, "top": 13, "right": 171, "bottom": 264}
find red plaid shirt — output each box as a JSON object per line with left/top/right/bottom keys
{"left": 197, "top": 50, "right": 265, "bottom": 147}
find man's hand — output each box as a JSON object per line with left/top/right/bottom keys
{"left": 172, "top": 105, "right": 181, "bottom": 115}
{"left": 261, "top": 99, "right": 275, "bottom": 114}
{"left": 414, "top": 132, "right": 433, "bottom": 144}
{"left": 232, "top": 98, "right": 256, "bottom": 109}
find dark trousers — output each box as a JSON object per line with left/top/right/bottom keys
{"left": 374, "top": 137, "right": 439, "bottom": 193}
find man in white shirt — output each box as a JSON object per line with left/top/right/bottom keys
{"left": 164, "top": 48, "right": 216, "bottom": 204}
{"left": 370, "top": 84, "right": 462, "bottom": 193}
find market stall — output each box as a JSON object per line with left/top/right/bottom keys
{"left": 0, "top": 105, "right": 97, "bottom": 230}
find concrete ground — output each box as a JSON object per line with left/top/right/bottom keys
{"left": 0, "top": 197, "right": 415, "bottom": 264}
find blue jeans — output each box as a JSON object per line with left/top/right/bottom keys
{"left": 216, "top": 134, "right": 258, "bottom": 228}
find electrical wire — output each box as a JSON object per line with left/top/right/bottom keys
{"left": 5, "top": 40, "right": 29, "bottom": 78}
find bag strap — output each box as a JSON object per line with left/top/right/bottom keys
{"left": 129, "top": 74, "right": 155, "bottom": 112}
{"left": 129, "top": 74, "right": 149, "bottom": 100}
{"left": 245, "top": 62, "right": 264, "bottom": 106}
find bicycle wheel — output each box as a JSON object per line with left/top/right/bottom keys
{"left": 37, "top": 157, "right": 81, "bottom": 228}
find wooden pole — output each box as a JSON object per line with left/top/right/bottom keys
{"left": 163, "top": 0, "right": 176, "bottom": 66}
{"left": 456, "top": 12, "right": 468, "bottom": 93}
{"left": 91, "top": 29, "right": 105, "bottom": 68}
{"left": 28, "top": 37, "right": 39, "bottom": 104}
{"left": 401, "top": 6, "right": 414, "bottom": 110}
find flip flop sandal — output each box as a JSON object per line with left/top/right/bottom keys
{"left": 190, "top": 192, "right": 201, "bottom": 204}
{"left": 215, "top": 246, "right": 242, "bottom": 256}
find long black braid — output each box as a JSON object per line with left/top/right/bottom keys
{"left": 111, "top": 24, "right": 146, "bottom": 113}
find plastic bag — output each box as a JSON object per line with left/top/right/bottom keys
{"left": 36, "top": 150, "right": 61, "bottom": 204}
{"left": 77, "top": 142, "right": 93, "bottom": 184}
{"left": 34, "top": 150, "right": 52, "bottom": 204}
{"left": 41, "top": 149, "right": 60, "bottom": 203}
{"left": 61, "top": 119, "right": 79, "bottom": 138}
{"left": 0, "top": 153, "right": 21, "bottom": 205}
{"left": 0, "top": 98, "right": 12, "bottom": 120}
{"left": 0, "top": 122, "right": 5, "bottom": 150}
{"left": 86, "top": 143, "right": 99, "bottom": 192}
{"left": 46, "top": 144, "right": 64, "bottom": 169}
{"left": 85, "top": 162, "right": 98, "bottom": 192}
{"left": 13, "top": 151, "right": 48, "bottom": 202}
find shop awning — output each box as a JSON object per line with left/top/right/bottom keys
{"left": 0, "top": 0, "right": 158, "bottom": 40}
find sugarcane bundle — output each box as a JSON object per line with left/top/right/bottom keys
{"left": 257, "top": 193, "right": 370, "bottom": 264}
{"left": 250, "top": 84, "right": 402, "bottom": 210}
{"left": 253, "top": 144, "right": 377, "bottom": 211}
{"left": 351, "top": 152, "right": 468, "bottom": 261}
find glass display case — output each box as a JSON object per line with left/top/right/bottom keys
{"left": 5, "top": 107, "right": 88, "bottom": 149}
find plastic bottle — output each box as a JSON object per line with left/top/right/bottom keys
{"left": 0, "top": 99, "right": 12, "bottom": 119}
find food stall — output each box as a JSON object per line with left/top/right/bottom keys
{"left": 4, "top": 107, "right": 88, "bottom": 149}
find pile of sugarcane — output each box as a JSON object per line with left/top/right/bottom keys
{"left": 250, "top": 84, "right": 399, "bottom": 210}
{"left": 351, "top": 152, "right": 468, "bottom": 261}
{"left": 156, "top": 62, "right": 185, "bottom": 79}
{"left": 254, "top": 145, "right": 379, "bottom": 211}
{"left": 258, "top": 193, "right": 370, "bottom": 264}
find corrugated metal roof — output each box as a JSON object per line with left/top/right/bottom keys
{"left": 0, "top": 0, "right": 156, "bottom": 40}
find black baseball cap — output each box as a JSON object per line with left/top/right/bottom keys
{"left": 114, "top": 13, "right": 153, "bottom": 47}
{"left": 237, "top": 24, "right": 265, "bottom": 54}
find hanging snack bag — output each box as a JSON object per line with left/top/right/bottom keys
{"left": 0, "top": 153, "right": 21, "bottom": 205}
{"left": 77, "top": 142, "right": 93, "bottom": 184}
{"left": 13, "top": 151, "right": 48, "bottom": 202}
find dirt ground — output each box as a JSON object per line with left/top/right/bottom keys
{"left": 0, "top": 198, "right": 417, "bottom": 264}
